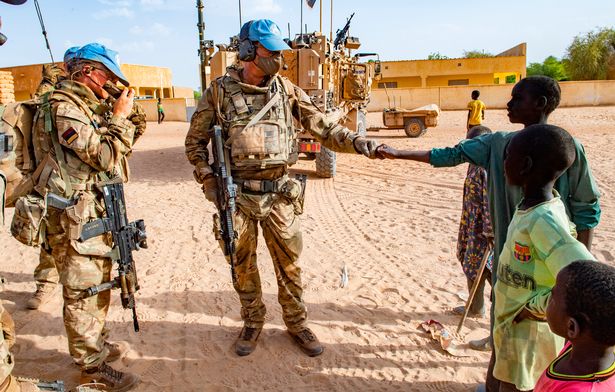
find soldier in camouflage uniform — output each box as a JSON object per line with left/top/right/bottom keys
{"left": 0, "top": 150, "right": 38, "bottom": 392}
{"left": 27, "top": 49, "right": 147, "bottom": 311}
{"left": 31, "top": 43, "right": 139, "bottom": 391}
{"left": 186, "top": 19, "right": 382, "bottom": 357}
{"left": 0, "top": 4, "right": 41, "bottom": 388}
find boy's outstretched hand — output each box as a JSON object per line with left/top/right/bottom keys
{"left": 376, "top": 145, "right": 400, "bottom": 159}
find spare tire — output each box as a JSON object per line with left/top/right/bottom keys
{"left": 404, "top": 117, "right": 426, "bottom": 138}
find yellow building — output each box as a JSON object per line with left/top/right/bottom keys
{"left": 0, "top": 62, "right": 193, "bottom": 101}
{"left": 375, "top": 43, "right": 526, "bottom": 89}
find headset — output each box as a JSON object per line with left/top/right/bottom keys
{"left": 238, "top": 21, "right": 256, "bottom": 62}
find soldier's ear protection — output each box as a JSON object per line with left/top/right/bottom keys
{"left": 238, "top": 21, "right": 256, "bottom": 62}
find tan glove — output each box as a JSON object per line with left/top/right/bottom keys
{"left": 353, "top": 137, "right": 381, "bottom": 159}
{"left": 202, "top": 175, "right": 218, "bottom": 204}
{"left": 128, "top": 102, "right": 147, "bottom": 144}
{"left": 41, "top": 63, "right": 64, "bottom": 84}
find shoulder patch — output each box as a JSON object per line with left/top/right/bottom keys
{"left": 61, "top": 127, "right": 78, "bottom": 144}
{"left": 513, "top": 241, "right": 532, "bottom": 263}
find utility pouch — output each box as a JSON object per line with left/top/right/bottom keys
{"left": 65, "top": 193, "right": 94, "bottom": 241}
{"left": 282, "top": 174, "right": 307, "bottom": 215}
{"left": 229, "top": 120, "right": 284, "bottom": 163}
{"left": 10, "top": 194, "right": 47, "bottom": 247}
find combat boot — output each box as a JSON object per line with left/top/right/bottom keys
{"left": 288, "top": 327, "right": 324, "bottom": 357}
{"left": 26, "top": 284, "right": 56, "bottom": 310}
{"left": 80, "top": 362, "right": 139, "bottom": 392}
{"left": 105, "top": 341, "right": 130, "bottom": 362}
{"left": 235, "top": 326, "right": 262, "bottom": 356}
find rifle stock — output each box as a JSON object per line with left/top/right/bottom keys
{"left": 209, "top": 125, "right": 238, "bottom": 284}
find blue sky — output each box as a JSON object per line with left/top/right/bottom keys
{"left": 1, "top": 0, "right": 614, "bottom": 90}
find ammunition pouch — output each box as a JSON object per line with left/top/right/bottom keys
{"left": 10, "top": 194, "right": 47, "bottom": 247}
{"left": 228, "top": 120, "right": 290, "bottom": 168}
{"left": 283, "top": 174, "right": 307, "bottom": 215}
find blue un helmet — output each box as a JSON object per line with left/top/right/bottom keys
{"left": 63, "top": 46, "right": 80, "bottom": 70}
{"left": 246, "top": 19, "right": 291, "bottom": 52}
{"left": 72, "top": 43, "right": 129, "bottom": 86}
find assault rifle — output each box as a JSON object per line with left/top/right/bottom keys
{"left": 209, "top": 125, "right": 238, "bottom": 284}
{"left": 16, "top": 377, "right": 64, "bottom": 392}
{"left": 80, "top": 181, "right": 147, "bottom": 332}
{"left": 333, "top": 12, "right": 355, "bottom": 50}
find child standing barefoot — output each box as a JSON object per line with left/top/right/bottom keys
{"left": 454, "top": 126, "right": 494, "bottom": 318}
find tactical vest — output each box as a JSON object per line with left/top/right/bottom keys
{"left": 214, "top": 74, "right": 298, "bottom": 170}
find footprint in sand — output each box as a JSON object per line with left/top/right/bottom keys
{"left": 599, "top": 250, "right": 614, "bottom": 262}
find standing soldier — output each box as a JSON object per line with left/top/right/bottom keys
{"left": 186, "top": 19, "right": 382, "bottom": 357}
{"left": 31, "top": 43, "right": 139, "bottom": 391}
{"left": 27, "top": 47, "right": 147, "bottom": 311}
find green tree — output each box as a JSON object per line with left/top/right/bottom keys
{"left": 194, "top": 90, "right": 202, "bottom": 100}
{"left": 427, "top": 52, "right": 449, "bottom": 60}
{"left": 565, "top": 27, "right": 615, "bottom": 80}
{"left": 526, "top": 56, "right": 568, "bottom": 81}
{"left": 463, "top": 50, "right": 494, "bottom": 58}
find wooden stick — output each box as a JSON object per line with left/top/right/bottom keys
{"left": 457, "top": 246, "right": 492, "bottom": 334}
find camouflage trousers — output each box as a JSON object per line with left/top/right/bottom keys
{"left": 0, "top": 303, "right": 14, "bottom": 388}
{"left": 34, "top": 247, "right": 59, "bottom": 287}
{"left": 216, "top": 191, "right": 307, "bottom": 332}
{"left": 45, "top": 211, "right": 112, "bottom": 370}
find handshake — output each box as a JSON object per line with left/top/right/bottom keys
{"left": 352, "top": 137, "right": 403, "bottom": 160}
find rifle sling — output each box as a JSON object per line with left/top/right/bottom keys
{"left": 41, "top": 93, "right": 73, "bottom": 198}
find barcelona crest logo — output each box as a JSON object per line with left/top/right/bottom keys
{"left": 514, "top": 242, "right": 532, "bottom": 263}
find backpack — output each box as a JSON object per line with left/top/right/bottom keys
{"left": 1, "top": 90, "right": 95, "bottom": 246}
{"left": 0, "top": 98, "right": 39, "bottom": 208}
{"left": 0, "top": 89, "right": 91, "bottom": 208}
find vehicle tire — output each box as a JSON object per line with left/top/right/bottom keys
{"left": 356, "top": 111, "right": 367, "bottom": 137}
{"left": 315, "top": 147, "right": 336, "bottom": 178}
{"left": 404, "top": 117, "right": 426, "bottom": 138}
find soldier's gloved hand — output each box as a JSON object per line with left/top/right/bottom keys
{"left": 41, "top": 63, "right": 64, "bottom": 84}
{"left": 353, "top": 137, "right": 382, "bottom": 159}
{"left": 127, "top": 102, "right": 147, "bottom": 143}
{"left": 202, "top": 175, "right": 218, "bottom": 204}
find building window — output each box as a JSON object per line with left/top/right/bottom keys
{"left": 448, "top": 79, "right": 469, "bottom": 86}
{"left": 494, "top": 77, "right": 500, "bottom": 84}
{"left": 505, "top": 75, "right": 517, "bottom": 84}
{"left": 377, "top": 82, "right": 398, "bottom": 89}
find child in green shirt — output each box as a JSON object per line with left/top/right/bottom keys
{"left": 491, "top": 124, "right": 595, "bottom": 391}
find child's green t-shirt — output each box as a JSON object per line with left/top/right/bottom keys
{"left": 493, "top": 194, "right": 595, "bottom": 390}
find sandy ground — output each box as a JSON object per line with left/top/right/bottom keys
{"left": 1, "top": 107, "right": 614, "bottom": 391}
